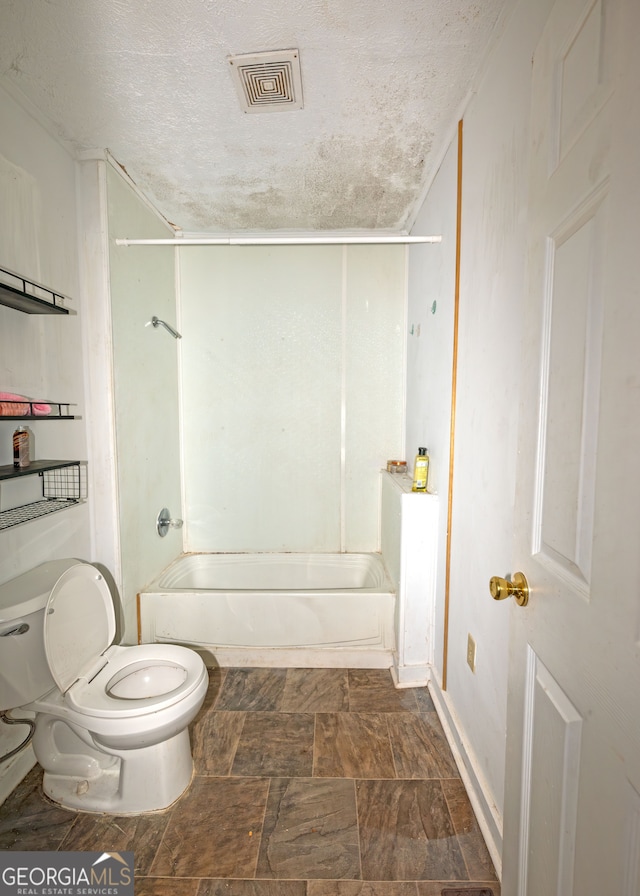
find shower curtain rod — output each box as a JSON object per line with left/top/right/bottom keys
{"left": 115, "top": 235, "right": 442, "bottom": 247}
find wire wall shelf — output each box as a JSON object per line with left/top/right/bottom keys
{"left": 0, "top": 461, "right": 86, "bottom": 531}
{"left": 0, "top": 399, "right": 74, "bottom": 420}
{"left": 0, "top": 267, "right": 70, "bottom": 315}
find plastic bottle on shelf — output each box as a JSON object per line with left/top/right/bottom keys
{"left": 12, "top": 426, "right": 30, "bottom": 468}
{"left": 411, "top": 447, "right": 429, "bottom": 492}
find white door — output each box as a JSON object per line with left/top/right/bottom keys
{"left": 500, "top": 0, "right": 640, "bottom": 893}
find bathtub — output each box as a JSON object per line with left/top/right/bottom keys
{"left": 137, "top": 552, "right": 396, "bottom": 668}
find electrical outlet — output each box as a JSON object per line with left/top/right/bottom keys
{"left": 466, "top": 633, "right": 476, "bottom": 673}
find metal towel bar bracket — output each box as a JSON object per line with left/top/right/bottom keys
{"left": 146, "top": 316, "right": 182, "bottom": 339}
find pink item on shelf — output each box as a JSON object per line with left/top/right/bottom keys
{"left": 0, "top": 391, "right": 51, "bottom": 416}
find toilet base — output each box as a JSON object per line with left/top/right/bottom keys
{"left": 41, "top": 729, "right": 194, "bottom": 814}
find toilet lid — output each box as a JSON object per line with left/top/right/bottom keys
{"left": 44, "top": 564, "right": 116, "bottom": 693}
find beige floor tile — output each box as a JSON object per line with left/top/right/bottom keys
{"left": 198, "top": 882, "right": 306, "bottom": 896}
{"left": 347, "top": 670, "right": 420, "bottom": 713}
{"left": 60, "top": 810, "right": 169, "bottom": 875}
{"left": 136, "top": 878, "right": 199, "bottom": 896}
{"left": 192, "top": 709, "right": 246, "bottom": 775}
{"left": 386, "top": 713, "right": 460, "bottom": 779}
{"left": 281, "top": 668, "right": 349, "bottom": 712}
{"left": 151, "top": 776, "right": 269, "bottom": 878}
{"left": 441, "top": 780, "right": 499, "bottom": 882}
{"left": 313, "top": 712, "right": 396, "bottom": 778}
{"left": 0, "top": 767, "right": 76, "bottom": 851}
{"left": 356, "top": 779, "right": 467, "bottom": 881}
{"left": 232, "top": 712, "right": 314, "bottom": 777}
{"left": 308, "top": 883, "right": 418, "bottom": 895}
{"left": 256, "top": 777, "right": 360, "bottom": 880}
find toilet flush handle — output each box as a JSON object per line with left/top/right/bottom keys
{"left": 0, "top": 622, "right": 29, "bottom": 637}
{"left": 156, "top": 507, "right": 184, "bottom": 537}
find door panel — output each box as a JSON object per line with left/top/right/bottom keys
{"left": 520, "top": 648, "right": 582, "bottom": 895}
{"left": 555, "top": 0, "right": 613, "bottom": 167}
{"left": 537, "top": 182, "right": 607, "bottom": 591}
{"left": 501, "top": 0, "right": 640, "bottom": 892}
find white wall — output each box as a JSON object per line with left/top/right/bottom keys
{"left": 0, "top": 84, "right": 90, "bottom": 799}
{"left": 179, "top": 245, "right": 406, "bottom": 553}
{"left": 407, "top": 0, "right": 556, "bottom": 865}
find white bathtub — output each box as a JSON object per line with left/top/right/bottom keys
{"left": 138, "top": 552, "right": 396, "bottom": 668}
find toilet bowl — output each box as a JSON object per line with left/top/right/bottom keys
{"left": 0, "top": 560, "right": 208, "bottom": 814}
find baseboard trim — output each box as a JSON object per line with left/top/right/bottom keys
{"left": 429, "top": 676, "right": 503, "bottom": 878}
{"left": 390, "top": 659, "right": 430, "bottom": 688}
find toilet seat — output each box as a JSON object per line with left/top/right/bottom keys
{"left": 66, "top": 643, "right": 207, "bottom": 718}
{"left": 44, "top": 564, "right": 206, "bottom": 720}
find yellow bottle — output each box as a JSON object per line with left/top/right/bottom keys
{"left": 411, "top": 447, "right": 429, "bottom": 492}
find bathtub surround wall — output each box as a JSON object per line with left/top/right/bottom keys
{"left": 0, "top": 85, "right": 90, "bottom": 800}
{"left": 77, "top": 157, "right": 182, "bottom": 643}
{"left": 179, "top": 244, "right": 406, "bottom": 554}
{"left": 105, "top": 163, "right": 182, "bottom": 640}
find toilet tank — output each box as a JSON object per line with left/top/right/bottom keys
{"left": 0, "top": 559, "right": 79, "bottom": 710}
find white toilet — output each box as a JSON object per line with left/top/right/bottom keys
{"left": 0, "top": 559, "right": 208, "bottom": 814}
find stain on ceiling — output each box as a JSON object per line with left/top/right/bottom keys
{"left": 0, "top": 0, "right": 512, "bottom": 233}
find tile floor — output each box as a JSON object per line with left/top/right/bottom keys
{"left": 0, "top": 667, "right": 500, "bottom": 896}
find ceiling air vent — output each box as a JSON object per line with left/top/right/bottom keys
{"left": 228, "top": 49, "right": 303, "bottom": 113}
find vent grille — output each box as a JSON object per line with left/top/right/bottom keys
{"left": 228, "top": 50, "right": 303, "bottom": 113}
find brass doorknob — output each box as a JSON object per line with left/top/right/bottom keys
{"left": 489, "top": 572, "right": 529, "bottom": 607}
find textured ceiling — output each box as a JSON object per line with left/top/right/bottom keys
{"left": 0, "top": 0, "right": 511, "bottom": 233}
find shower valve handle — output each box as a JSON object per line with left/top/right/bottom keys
{"left": 156, "top": 507, "right": 183, "bottom": 537}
